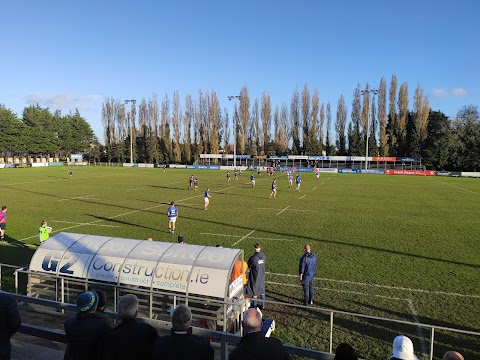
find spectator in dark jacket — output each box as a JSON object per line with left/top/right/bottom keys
{"left": 299, "top": 244, "right": 317, "bottom": 306}
{"left": 0, "top": 291, "right": 21, "bottom": 360}
{"left": 334, "top": 342, "right": 358, "bottom": 360}
{"left": 64, "top": 291, "right": 111, "bottom": 360}
{"left": 152, "top": 304, "right": 214, "bottom": 360}
{"left": 93, "top": 290, "right": 113, "bottom": 327}
{"left": 229, "top": 308, "right": 291, "bottom": 360}
{"left": 99, "top": 294, "right": 157, "bottom": 359}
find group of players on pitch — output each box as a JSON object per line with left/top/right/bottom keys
{"left": 167, "top": 168, "right": 322, "bottom": 233}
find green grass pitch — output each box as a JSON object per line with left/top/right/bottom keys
{"left": 1, "top": 166, "right": 479, "bottom": 359}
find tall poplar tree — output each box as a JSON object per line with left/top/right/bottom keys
{"left": 397, "top": 82, "right": 409, "bottom": 155}
{"left": 388, "top": 75, "right": 398, "bottom": 154}
{"left": 326, "top": 102, "right": 333, "bottom": 155}
{"left": 301, "top": 83, "right": 310, "bottom": 151}
{"left": 351, "top": 84, "right": 363, "bottom": 155}
{"left": 261, "top": 92, "right": 272, "bottom": 155}
{"left": 378, "top": 77, "right": 388, "bottom": 156}
{"left": 290, "top": 88, "right": 300, "bottom": 154}
{"left": 412, "top": 84, "right": 430, "bottom": 156}
{"left": 335, "top": 94, "right": 347, "bottom": 155}
{"left": 239, "top": 85, "right": 250, "bottom": 155}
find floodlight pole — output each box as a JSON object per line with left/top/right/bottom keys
{"left": 361, "top": 89, "right": 378, "bottom": 170}
{"left": 124, "top": 99, "right": 136, "bottom": 164}
{"left": 228, "top": 95, "right": 241, "bottom": 168}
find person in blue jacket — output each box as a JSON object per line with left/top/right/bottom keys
{"left": 299, "top": 244, "right": 317, "bottom": 306}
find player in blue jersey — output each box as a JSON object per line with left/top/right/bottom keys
{"left": 203, "top": 188, "right": 211, "bottom": 210}
{"left": 250, "top": 174, "right": 255, "bottom": 188}
{"left": 269, "top": 179, "right": 277, "bottom": 199}
{"left": 296, "top": 174, "right": 301, "bottom": 192}
{"left": 167, "top": 201, "right": 179, "bottom": 234}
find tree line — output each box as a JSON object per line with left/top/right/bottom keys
{"left": 1, "top": 75, "right": 479, "bottom": 170}
{"left": 100, "top": 76, "right": 479, "bottom": 171}
{"left": 0, "top": 104, "right": 98, "bottom": 159}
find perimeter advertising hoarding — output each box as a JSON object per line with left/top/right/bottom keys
{"left": 29, "top": 233, "right": 241, "bottom": 299}
{"left": 350, "top": 156, "right": 372, "bottom": 161}
{"left": 372, "top": 157, "right": 396, "bottom": 162}
{"left": 328, "top": 156, "right": 349, "bottom": 161}
{"left": 338, "top": 169, "right": 360, "bottom": 174}
{"left": 385, "top": 170, "right": 435, "bottom": 176}
{"left": 308, "top": 156, "right": 329, "bottom": 160}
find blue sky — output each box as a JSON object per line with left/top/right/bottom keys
{"left": 2, "top": 0, "right": 479, "bottom": 142}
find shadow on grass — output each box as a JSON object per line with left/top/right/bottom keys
{"left": 4, "top": 184, "right": 480, "bottom": 270}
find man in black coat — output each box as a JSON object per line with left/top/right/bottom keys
{"left": 99, "top": 294, "right": 157, "bottom": 359}
{"left": 246, "top": 243, "right": 266, "bottom": 309}
{"left": 0, "top": 291, "right": 21, "bottom": 360}
{"left": 152, "top": 304, "right": 213, "bottom": 360}
{"left": 229, "top": 308, "right": 291, "bottom": 360}
{"left": 64, "top": 291, "right": 111, "bottom": 360}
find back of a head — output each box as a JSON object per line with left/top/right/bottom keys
{"left": 242, "top": 308, "right": 262, "bottom": 334}
{"left": 172, "top": 304, "right": 192, "bottom": 330}
{"left": 96, "top": 290, "right": 107, "bottom": 309}
{"left": 443, "top": 351, "right": 464, "bottom": 360}
{"left": 334, "top": 343, "right": 358, "bottom": 360}
{"left": 118, "top": 294, "right": 139, "bottom": 319}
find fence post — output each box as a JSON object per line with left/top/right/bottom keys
{"left": 329, "top": 311, "right": 334, "bottom": 353}
{"left": 430, "top": 327, "right": 435, "bottom": 360}
{"left": 221, "top": 332, "right": 228, "bottom": 360}
{"left": 14, "top": 270, "right": 19, "bottom": 294}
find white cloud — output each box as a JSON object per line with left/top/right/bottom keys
{"left": 431, "top": 89, "right": 449, "bottom": 97}
{"left": 451, "top": 88, "right": 468, "bottom": 96}
{"left": 431, "top": 88, "right": 468, "bottom": 98}
{"left": 24, "top": 92, "right": 102, "bottom": 113}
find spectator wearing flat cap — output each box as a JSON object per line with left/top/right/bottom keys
{"left": 64, "top": 291, "right": 111, "bottom": 360}
{"left": 390, "top": 335, "right": 418, "bottom": 360}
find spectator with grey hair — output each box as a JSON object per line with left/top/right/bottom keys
{"left": 99, "top": 294, "right": 157, "bottom": 359}
{"left": 152, "top": 304, "right": 214, "bottom": 360}
{"left": 229, "top": 308, "right": 291, "bottom": 360}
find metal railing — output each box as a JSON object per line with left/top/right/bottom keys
{"left": 2, "top": 264, "right": 479, "bottom": 360}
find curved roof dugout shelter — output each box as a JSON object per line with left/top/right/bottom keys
{"left": 29, "top": 232, "right": 245, "bottom": 301}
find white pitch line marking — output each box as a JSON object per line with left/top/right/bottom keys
{"left": 201, "top": 233, "right": 293, "bottom": 242}
{"left": 50, "top": 220, "right": 119, "bottom": 228}
{"left": 257, "top": 207, "right": 323, "bottom": 214}
{"left": 266, "top": 281, "right": 406, "bottom": 301}
{"left": 232, "top": 230, "right": 256, "bottom": 246}
{"left": 126, "top": 187, "right": 145, "bottom": 192}
{"left": 299, "top": 194, "right": 306, "bottom": 199}
{"left": 19, "top": 184, "right": 240, "bottom": 242}
{"left": 266, "top": 272, "right": 480, "bottom": 299}
{"left": 276, "top": 206, "right": 290, "bottom": 216}
{"left": 434, "top": 178, "right": 480, "bottom": 196}
{"left": 321, "top": 182, "right": 325, "bottom": 185}
{"left": 312, "top": 186, "right": 317, "bottom": 191}
{"left": 58, "top": 195, "right": 95, "bottom": 201}
{"left": 408, "top": 299, "right": 427, "bottom": 354}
